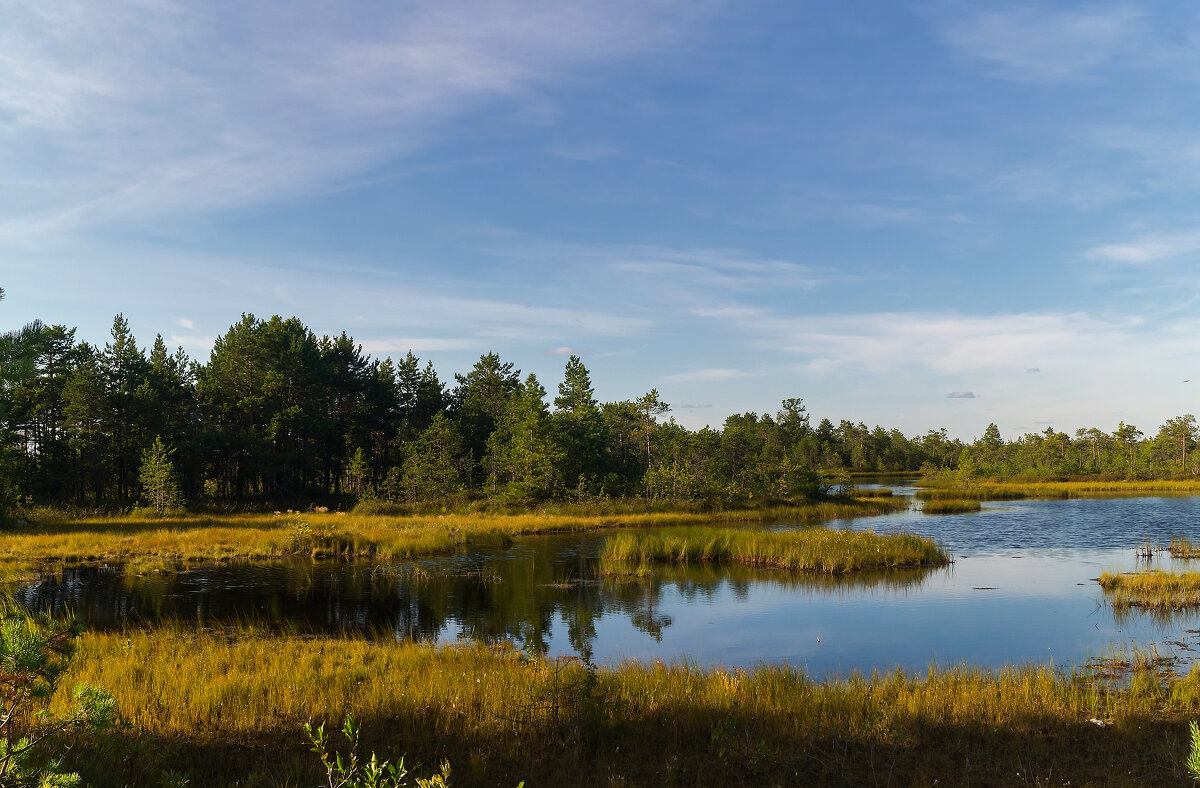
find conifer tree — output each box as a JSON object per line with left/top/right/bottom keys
{"left": 139, "top": 436, "right": 181, "bottom": 513}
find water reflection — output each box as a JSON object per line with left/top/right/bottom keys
{"left": 20, "top": 492, "right": 1200, "bottom": 673}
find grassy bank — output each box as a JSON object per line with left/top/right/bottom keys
{"left": 51, "top": 631, "right": 1200, "bottom": 786}
{"left": 1098, "top": 571, "right": 1200, "bottom": 609}
{"left": 921, "top": 498, "right": 983, "bottom": 514}
{"left": 599, "top": 526, "right": 948, "bottom": 574}
{"left": 0, "top": 498, "right": 905, "bottom": 581}
{"left": 920, "top": 480, "right": 1200, "bottom": 500}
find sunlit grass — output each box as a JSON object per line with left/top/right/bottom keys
{"left": 52, "top": 631, "right": 1200, "bottom": 786}
{"left": 920, "top": 480, "right": 1200, "bottom": 500}
{"left": 1169, "top": 537, "right": 1200, "bottom": 559}
{"left": 1098, "top": 570, "right": 1200, "bottom": 609}
{"left": 921, "top": 498, "right": 983, "bottom": 514}
{"left": 0, "top": 499, "right": 904, "bottom": 574}
{"left": 599, "top": 526, "right": 948, "bottom": 574}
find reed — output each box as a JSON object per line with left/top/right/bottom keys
{"left": 50, "top": 631, "right": 1200, "bottom": 786}
{"left": 921, "top": 498, "right": 983, "bottom": 514}
{"left": 1098, "top": 570, "right": 1200, "bottom": 609}
{"left": 0, "top": 499, "right": 905, "bottom": 576}
{"left": 599, "top": 526, "right": 948, "bottom": 574}
{"left": 1169, "top": 537, "right": 1200, "bottom": 559}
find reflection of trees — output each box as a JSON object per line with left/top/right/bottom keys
{"left": 14, "top": 534, "right": 943, "bottom": 662}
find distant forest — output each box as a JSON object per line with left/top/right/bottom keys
{"left": 1, "top": 308, "right": 1197, "bottom": 512}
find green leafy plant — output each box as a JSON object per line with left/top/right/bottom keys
{"left": 1186, "top": 720, "right": 1200, "bottom": 780}
{"left": 0, "top": 598, "right": 114, "bottom": 786}
{"left": 305, "top": 715, "right": 451, "bottom": 788}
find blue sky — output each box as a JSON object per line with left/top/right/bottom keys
{"left": 3, "top": 1, "right": 1199, "bottom": 440}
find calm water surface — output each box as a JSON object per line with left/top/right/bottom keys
{"left": 19, "top": 484, "right": 1200, "bottom": 674}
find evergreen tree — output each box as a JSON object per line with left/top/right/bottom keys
{"left": 139, "top": 436, "right": 181, "bottom": 513}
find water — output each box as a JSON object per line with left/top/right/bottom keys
{"left": 18, "top": 486, "right": 1200, "bottom": 674}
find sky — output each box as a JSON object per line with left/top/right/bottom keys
{"left": 3, "top": 0, "right": 1200, "bottom": 441}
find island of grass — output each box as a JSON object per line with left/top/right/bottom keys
{"left": 51, "top": 630, "right": 1200, "bottom": 786}
{"left": 599, "top": 525, "right": 948, "bottom": 575}
{"left": 1169, "top": 537, "right": 1200, "bottom": 559}
{"left": 920, "top": 498, "right": 982, "bottom": 514}
{"left": 0, "top": 497, "right": 907, "bottom": 582}
{"left": 1098, "top": 570, "right": 1200, "bottom": 609}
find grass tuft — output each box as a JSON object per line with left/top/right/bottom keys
{"left": 599, "top": 526, "right": 948, "bottom": 574}
{"left": 1098, "top": 570, "right": 1200, "bottom": 609}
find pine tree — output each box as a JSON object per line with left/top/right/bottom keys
{"left": 139, "top": 436, "right": 181, "bottom": 513}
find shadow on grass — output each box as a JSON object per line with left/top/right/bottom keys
{"left": 63, "top": 710, "right": 1196, "bottom": 787}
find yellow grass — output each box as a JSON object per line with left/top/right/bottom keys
{"left": 1098, "top": 570, "right": 1200, "bottom": 609}
{"left": 52, "top": 630, "right": 1200, "bottom": 786}
{"left": 921, "top": 480, "right": 1200, "bottom": 500}
{"left": 600, "top": 526, "right": 948, "bottom": 574}
{"left": 0, "top": 499, "right": 904, "bottom": 579}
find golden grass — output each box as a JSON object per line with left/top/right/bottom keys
{"left": 1169, "top": 537, "right": 1200, "bottom": 559}
{"left": 921, "top": 480, "right": 1200, "bottom": 500}
{"left": 599, "top": 526, "right": 948, "bottom": 574}
{"left": 921, "top": 498, "right": 983, "bottom": 514}
{"left": 0, "top": 499, "right": 904, "bottom": 575}
{"left": 1098, "top": 570, "right": 1200, "bottom": 609}
{"left": 52, "top": 631, "right": 1200, "bottom": 786}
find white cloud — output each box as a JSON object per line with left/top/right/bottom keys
{"left": 360, "top": 337, "right": 476, "bottom": 354}
{"left": 176, "top": 317, "right": 194, "bottom": 330}
{"left": 663, "top": 368, "right": 746, "bottom": 383}
{"left": 0, "top": 0, "right": 717, "bottom": 242}
{"left": 947, "top": 391, "right": 978, "bottom": 399}
{"left": 1085, "top": 230, "right": 1200, "bottom": 264}
{"left": 546, "top": 346, "right": 582, "bottom": 355}
{"left": 937, "top": 5, "right": 1145, "bottom": 84}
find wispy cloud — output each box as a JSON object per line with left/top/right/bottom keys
{"left": 550, "top": 142, "right": 619, "bottom": 161}
{"left": 0, "top": 1, "right": 716, "bottom": 242}
{"left": 545, "top": 346, "right": 583, "bottom": 355}
{"left": 1085, "top": 230, "right": 1200, "bottom": 264}
{"left": 663, "top": 368, "right": 746, "bottom": 383}
{"left": 176, "top": 317, "right": 194, "bottom": 330}
{"left": 360, "top": 337, "right": 475, "bottom": 354}
{"left": 936, "top": 5, "right": 1145, "bottom": 84}
{"left": 947, "top": 391, "right": 978, "bottom": 399}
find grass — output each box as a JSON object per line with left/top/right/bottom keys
{"left": 1098, "top": 570, "right": 1200, "bottom": 609}
{"left": 599, "top": 526, "right": 948, "bottom": 574}
{"left": 919, "top": 480, "right": 1200, "bottom": 500}
{"left": 921, "top": 498, "right": 983, "bottom": 514}
{"left": 1169, "top": 537, "right": 1200, "bottom": 559}
{"left": 0, "top": 498, "right": 906, "bottom": 583}
{"left": 48, "top": 630, "right": 1200, "bottom": 786}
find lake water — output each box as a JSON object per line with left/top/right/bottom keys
{"left": 18, "top": 484, "right": 1200, "bottom": 675}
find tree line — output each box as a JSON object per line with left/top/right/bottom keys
{"left": 2, "top": 306, "right": 1197, "bottom": 514}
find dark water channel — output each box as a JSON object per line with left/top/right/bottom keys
{"left": 18, "top": 484, "right": 1200, "bottom": 674}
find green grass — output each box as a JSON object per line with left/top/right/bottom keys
{"left": 599, "top": 526, "right": 948, "bottom": 574}
{"left": 47, "top": 630, "right": 1200, "bottom": 786}
{"left": 1098, "top": 571, "right": 1200, "bottom": 609}
{"left": 921, "top": 498, "right": 983, "bottom": 514}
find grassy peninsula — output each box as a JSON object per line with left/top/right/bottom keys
{"left": 0, "top": 497, "right": 906, "bottom": 582}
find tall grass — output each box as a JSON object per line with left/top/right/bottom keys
{"left": 1169, "top": 537, "right": 1200, "bottom": 559}
{"left": 1098, "top": 571, "right": 1200, "bottom": 609}
{"left": 51, "top": 631, "right": 1200, "bottom": 786}
{"left": 921, "top": 498, "right": 983, "bottom": 514}
{"left": 600, "top": 526, "right": 948, "bottom": 574}
{"left": 0, "top": 499, "right": 905, "bottom": 578}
